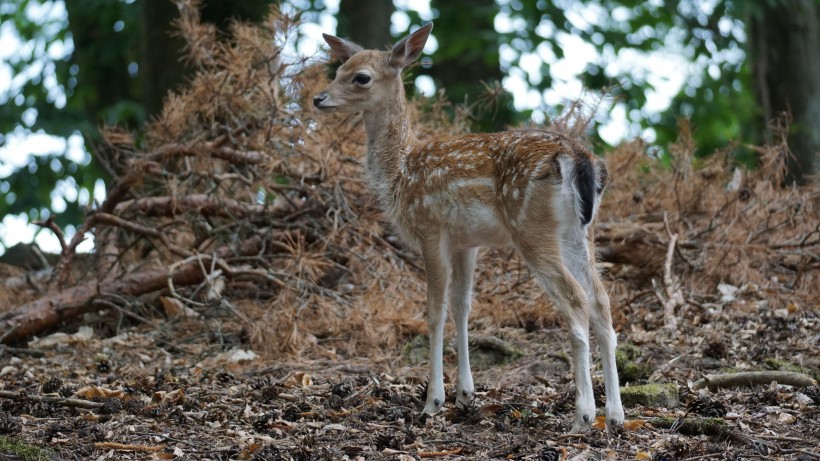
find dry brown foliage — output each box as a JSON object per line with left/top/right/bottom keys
{"left": 4, "top": 4, "right": 817, "bottom": 359}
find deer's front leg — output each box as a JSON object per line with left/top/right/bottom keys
{"left": 450, "top": 247, "right": 477, "bottom": 407}
{"left": 422, "top": 236, "right": 450, "bottom": 414}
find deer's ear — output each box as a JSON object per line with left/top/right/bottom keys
{"left": 389, "top": 22, "right": 433, "bottom": 68}
{"left": 322, "top": 33, "right": 364, "bottom": 63}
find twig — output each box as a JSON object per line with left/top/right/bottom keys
{"left": 654, "top": 213, "right": 684, "bottom": 330}
{"left": 418, "top": 447, "right": 463, "bottom": 458}
{"left": 681, "top": 454, "right": 726, "bottom": 461}
{"left": 114, "top": 194, "right": 295, "bottom": 219}
{"left": 132, "top": 432, "right": 204, "bottom": 448}
{"left": 148, "top": 142, "right": 266, "bottom": 165}
{"left": 794, "top": 449, "right": 820, "bottom": 459}
{"left": 424, "top": 439, "right": 491, "bottom": 449}
{"left": 32, "top": 216, "right": 67, "bottom": 253}
{"left": 92, "top": 298, "right": 151, "bottom": 324}
{"left": 93, "top": 442, "right": 164, "bottom": 452}
{"left": 692, "top": 371, "right": 817, "bottom": 391}
{"left": 0, "top": 345, "right": 45, "bottom": 358}
{"left": 0, "top": 389, "right": 105, "bottom": 409}
{"left": 92, "top": 212, "right": 191, "bottom": 257}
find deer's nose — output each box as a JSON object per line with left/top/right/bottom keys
{"left": 313, "top": 92, "right": 328, "bottom": 108}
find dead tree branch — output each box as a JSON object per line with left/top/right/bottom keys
{"left": 653, "top": 214, "right": 686, "bottom": 330}
{"left": 0, "top": 389, "right": 106, "bottom": 410}
{"left": 0, "top": 235, "right": 287, "bottom": 344}
{"left": 692, "top": 371, "right": 818, "bottom": 391}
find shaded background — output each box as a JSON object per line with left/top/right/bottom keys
{"left": 1, "top": 0, "right": 818, "bottom": 257}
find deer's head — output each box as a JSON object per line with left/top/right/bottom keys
{"left": 313, "top": 23, "right": 433, "bottom": 113}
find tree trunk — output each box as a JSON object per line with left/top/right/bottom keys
{"left": 140, "top": 0, "right": 276, "bottom": 118}
{"left": 63, "top": 0, "right": 141, "bottom": 126}
{"left": 139, "top": 0, "right": 190, "bottom": 118}
{"left": 337, "top": 0, "right": 395, "bottom": 49}
{"left": 748, "top": 0, "right": 820, "bottom": 183}
{"left": 428, "top": 0, "right": 514, "bottom": 132}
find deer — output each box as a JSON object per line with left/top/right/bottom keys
{"left": 313, "top": 23, "right": 624, "bottom": 432}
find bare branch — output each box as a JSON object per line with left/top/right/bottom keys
{"left": 692, "top": 371, "right": 817, "bottom": 391}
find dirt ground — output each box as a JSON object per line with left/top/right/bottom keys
{"left": 1, "top": 274, "right": 818, "bottom": 460}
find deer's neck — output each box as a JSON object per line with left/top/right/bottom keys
{"left": 361, "top": 82, "right": 414, "bottom": 204}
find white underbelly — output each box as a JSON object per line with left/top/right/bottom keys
{"left": 445, "top": 204, "right": 511, "bottom": 249}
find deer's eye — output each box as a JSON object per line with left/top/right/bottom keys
{"left": 353, "top": 73, "right": 371, "bottom": 85}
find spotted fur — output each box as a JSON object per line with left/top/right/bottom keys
{"left": 314, "top": 23, "right": 623, "bottom": 433}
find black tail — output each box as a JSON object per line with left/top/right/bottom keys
{"left": 573, "top": 153, "right": 597, "bottom": 226}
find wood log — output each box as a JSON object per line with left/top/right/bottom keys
{"left": 0, "top": 236, "right": 268, "bottom": 344}
{"left": 692, "top": 371, "right": 817, "bottom": 391}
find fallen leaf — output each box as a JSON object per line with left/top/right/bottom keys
{"left": 160, "top": 296, "right": 199, "bottom": 318}
{"left": 479, "top": 403, "right": 505, "bottom": 418}
{"left": 636, "top": 451, "right": 651, "bottom": 459}
{"left": 288, "top": 371, "right": 312, "bottom": 387}
{"left": 152, "top": 388, "right": 185, "bottom": 404}
{"left": 624, "top": 419, "right": 648, "bottom": 431}
{"left": 592, "top": 415, "right": 606, "bottom": 429}
{"left": 29, "top": 327, "right": 95, "bottom": 348}
{"left": 75, "top": 386, "right": 124, "bottom": 399}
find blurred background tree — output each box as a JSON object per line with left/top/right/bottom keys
{"left": 1, "top": 0, "right": 817, "bottom": 255}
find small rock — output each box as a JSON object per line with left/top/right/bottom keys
{"left": 620, "top": 383, "right": 679, "bottom": 408}
{"left": 793, "top": 392, "right": 814, "bottom": 405}
{"left": 0, "top": 366, "right": 17, "bottom": 376}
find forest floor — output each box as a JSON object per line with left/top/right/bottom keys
{"left": 1, "top": 272, "right": 818, "bottom": 460}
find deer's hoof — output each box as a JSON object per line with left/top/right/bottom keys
{"left": 570, "top": 413, "right": 594, "bottom": 434}
{"left": 423, "top": 398, "right": 443, "bottom": 414}
{"left": 456, "top": 387, "right": 475, "bottom": 407}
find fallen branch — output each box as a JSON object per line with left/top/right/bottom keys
{"left": 0, "top": 389, "right": 105, "bottom": 410}
{"left": 0, "top": 236, "right": 275, "bottom": 344}
{"left": 653, "top": 214, "right": 686, "bottom": 330}
{"left": 0, "top": 345, "right": 45, "bottom": 358}
{"left": 148, "top": 142, "right": 266, "bottom": 165}
{"left": 418, "top": 447, "right": 463, "bottom": 458}
{"left": 648, "top": 417, "right": 729, "bottom": 437}
{"left": 692, "top": 371, "right": 817, "bottom": 391}
{"left": 93, "top": 442, "right": 165, "bottom": 452}
{"left": 114, "top": 194, "right": 296, "bottom": 219}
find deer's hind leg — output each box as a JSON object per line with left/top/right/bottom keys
{"left": 560, "top": 227, "right": 624, "bottom": 430}
{"left": 521, "top": 244, "right": 596, "bottom": 432}
{"left": 512, "top": 181, "right": 596, "bottom": 432}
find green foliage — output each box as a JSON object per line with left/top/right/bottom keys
{"left": 2, "top": 152, "right": 98, "bottom": 227}
{"left": 498, "top": 0, "right": 760, "bottom": 154}
{"left": 1, "top": 0, "right": 139, "bottom": 239}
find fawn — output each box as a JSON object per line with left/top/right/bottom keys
{"left": 313, "top": 23, "right": 624, "bottom": 432}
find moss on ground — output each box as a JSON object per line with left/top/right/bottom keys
{"left": 0, "top": 436, "right": 56, "bottom": 461}
{"left": 649, "top": 417, "right": 728, "bottom": 437}
{"left": 615, "top": 343, "right": 652, "bottom": 383}
{"left": 764, "top": 358, "right": 807, "bottom": 374}
{"left": 620, "top": 383, "right": 679, "bottom": 408}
